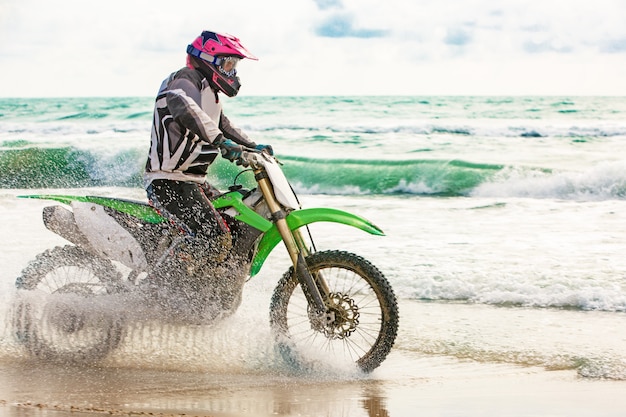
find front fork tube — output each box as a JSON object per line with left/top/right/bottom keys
{"left": 292, "top": 228, "right": 331, "bottom": 297}
{"left": 256, "top": 174, "right": 329, "bottom": 315}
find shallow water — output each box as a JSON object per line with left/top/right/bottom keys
{"left": 2, "top": 309, "right": 626, "bottom": 417}
{"left": 2, "top": 95, "right": 626, "bottom": 415}
{"left": 2, "top": 189, "right": 626, "bottom": 381}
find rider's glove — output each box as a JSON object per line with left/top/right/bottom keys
{"left": 255, "top": 144, "right": 274, "bottom": 155}
{"left": 219, "top": 139, "right": 244, "bottom": 162}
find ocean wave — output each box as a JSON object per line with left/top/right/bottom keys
{"left": 406, "top": 275, "right": 626, "bottom": 312}
{"left": 2, "top": 146, "right": 626, "bottom": 200}
{"left": 0, "top": 97, "right": 153, "bottom": 122}
{"left": 4, "top": 116, "right": 625, "bottom": 142}
{"left": 413, "top": 333, "right": 626, "bottom": 380}
{"left": 0, "top": 146, "right": 144, "bottom": 188}
{"left": 281, "top": 156, "right": 503, "bottom": 196}
{"left": 254, "top": 121, "right": 626, "bottom": 139}
{"left": 472, "top": 161, "right": 626, "bottom": 200}
{"left": 0, "top": 120, "right": 150, "bottom": 138}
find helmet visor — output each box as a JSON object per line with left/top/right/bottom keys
{"left": 218, "top": 56, "right": 240, "bottom": 76}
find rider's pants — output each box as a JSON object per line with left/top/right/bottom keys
{"left": 146, "top": 179, "right": 232, "bottom": 263}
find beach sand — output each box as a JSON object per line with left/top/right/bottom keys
{"left": 1, "top": 352, "right": 625, "bottom": 417}
{"left": 2, "top": 297, "right": 626, "bottom": 417}
{"left": 2, "top": 194, "right": 626, "bottom": 417}
{"left": 2, "top": 282, "right": 626, "bottom": 417}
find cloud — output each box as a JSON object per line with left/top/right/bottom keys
{"left": 313, "top": 0, "right": 342, "bottom": 10}
{"left": 602, "top": 38, "right": 626, "bottom": 53}
{"left": 444, "top": 27, "right": 473, "bottom": 47}
{"left": 315, "top": 14, "right": 388, "bottom": 38}
{"left": 1, "top": 0, "right": 626, "bottom": 96}
{"left": 523, "top": 39, "right": 573, "bottom": 54}
{"left": 312, "top": 0, "right": 388, "bottom": 38}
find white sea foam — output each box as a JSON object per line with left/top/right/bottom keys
{"left": 472, "top": 160, "right": 626, "bottom": 200}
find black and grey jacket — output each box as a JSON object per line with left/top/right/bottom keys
{"left": 144, "top": 67, "right": 255, "bottom": 185}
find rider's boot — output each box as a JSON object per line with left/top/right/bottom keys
{"left": 151, "top": 232, "right": 232, "bottom": 282}
{"left": 142, "top": 232, "right": 233, "bottom": 319}
{"left": 178, "top": 232, "right": 233, "bottom": 274}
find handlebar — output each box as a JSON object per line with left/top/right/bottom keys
{"left": 222, "top": 145, "right": 273, "bottom": 169}
{"left": 238, "top": 148, "right": 274, "bottom": 168}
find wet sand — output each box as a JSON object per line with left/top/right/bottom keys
{"left": 3, "top": 268, "right": 626, "bottom": 417}
{"left": 2, "top": 194, "right": 626, "bottom": 416}
{"left": 1, "top": 351, "right": 626, "bottom": 417}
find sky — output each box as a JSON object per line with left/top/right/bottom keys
{"left": 1, "top": 0, "right": 626, "bottom": 97}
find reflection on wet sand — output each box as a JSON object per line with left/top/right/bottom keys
{"left": 0, "top": 359, "right": 391, "bottom": 417}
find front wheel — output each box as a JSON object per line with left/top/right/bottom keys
{"left": 270, "top": 250, "right": 399, "bottom": 373}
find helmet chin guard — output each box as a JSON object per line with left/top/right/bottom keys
{"left": 186, "top": 31, "right": 257, "bottom": 97}
{"left": 209, "top": 64, "right": 242, "bottom": 97}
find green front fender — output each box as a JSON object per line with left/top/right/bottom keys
{"left": 250, "top": 207, "right": 384, "bottom": 276}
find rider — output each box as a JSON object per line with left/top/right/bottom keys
{"left": 144, "top": 30, "right": 272, "bottom": 265}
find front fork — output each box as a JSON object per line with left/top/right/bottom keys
{"left": 255, "top": 171, "right": 331, "bottom": 319}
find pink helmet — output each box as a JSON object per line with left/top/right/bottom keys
{"left": 186, "top": 31, "right": 257, "bottom": 97}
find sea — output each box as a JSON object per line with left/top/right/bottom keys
{"left": 1, "top": 95, "right": 626, "bottom": 389}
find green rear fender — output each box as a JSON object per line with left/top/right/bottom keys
{"left": 18, "top": 194, "right": 166, "bottom": 224}
{"left": 250, "top": 207, "right": 384, "bottom": 276}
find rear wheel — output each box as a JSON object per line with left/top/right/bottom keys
{"left": 270, "top": 250, "right": 399, "bottom": 373}
{"left": 13, "top": 245, "right": 125, "bottom": 362}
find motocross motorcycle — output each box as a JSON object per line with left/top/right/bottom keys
{"left": 12, "top": 148, "right": 399, "bottom": 373}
